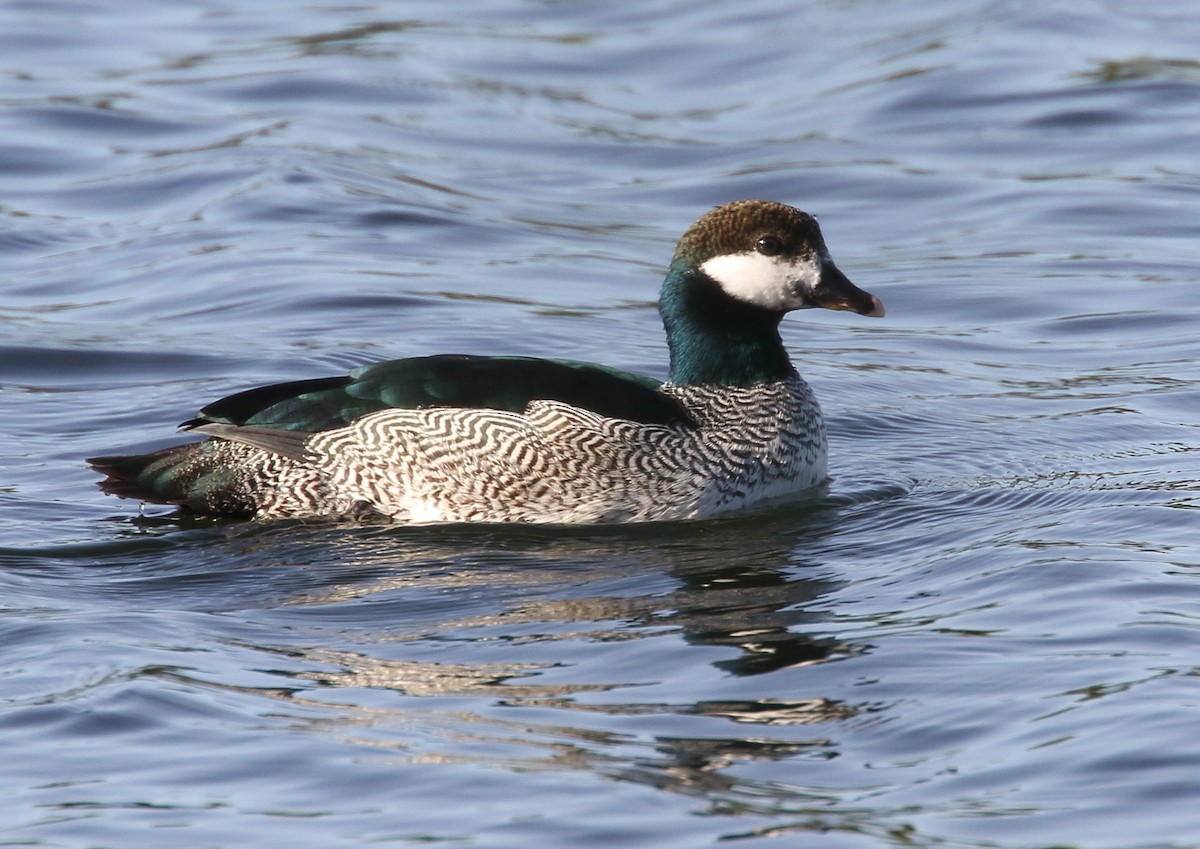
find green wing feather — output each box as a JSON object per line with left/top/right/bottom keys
{"left": 186, "top": 355, "right": 694, "bottom": 433}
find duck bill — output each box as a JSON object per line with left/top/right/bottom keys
{"left": 809, "top": 260, "right": 885, "bottom": 317}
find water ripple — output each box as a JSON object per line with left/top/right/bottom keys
{"left": 3, "top": 0, "right": 1200, "bottom": 846}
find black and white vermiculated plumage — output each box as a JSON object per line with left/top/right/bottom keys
{"left": 88, "top": 200, "right": 884, "bottom": 524}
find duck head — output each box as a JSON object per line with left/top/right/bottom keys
{"left": 660, "top": 200, "right": 884, "bottom": 387}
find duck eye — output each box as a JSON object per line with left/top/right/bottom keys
{"left": 755, "top": 235, "right": 783, "bottom": 257}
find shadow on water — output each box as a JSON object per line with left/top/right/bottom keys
{"left": 67, "top": 495, "right": 867, "bottom": 676}
{"left": 18, "top": 499, "right": 893, "bottom": 840}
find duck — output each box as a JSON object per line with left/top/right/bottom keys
{"left": 88, "top": 200, "right": 884, "bottom": 524}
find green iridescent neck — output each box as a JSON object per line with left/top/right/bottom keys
{"left": 658, "top": 259, "right": 795, "bottom": 388}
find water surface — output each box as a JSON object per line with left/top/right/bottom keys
{"left": 2, "top": 0, "right": 1198, "bottom": 846}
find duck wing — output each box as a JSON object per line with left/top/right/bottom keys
{"left": 185, "top": 354, "right": 695, "bottom": 433}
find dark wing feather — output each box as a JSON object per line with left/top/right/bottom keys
{"left": 185, "top": 355, "right": 694, "bottom": 433}
{"left": 186, "top": 375, "right": 353, "bottom": 431}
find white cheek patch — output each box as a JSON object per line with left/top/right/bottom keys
{"left": 700, "top": 251, "right": 823, "bottom": 311}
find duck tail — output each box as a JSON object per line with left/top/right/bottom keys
{"left": 87, "top": 441, "right": 258, "bottom": 517}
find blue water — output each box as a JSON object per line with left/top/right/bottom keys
{"left": 3, "top": 0, "right": 1199, "bottom": 846}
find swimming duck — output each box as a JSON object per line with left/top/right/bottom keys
{"left": 88, "top": 200, "right": 884, "bottom": 524}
